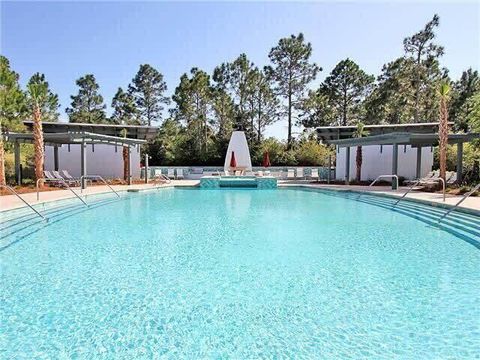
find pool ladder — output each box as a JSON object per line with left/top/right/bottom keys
{"left": 438, "top": 183, "right": 480, "bottom": 223}
{"left": 1, "top": 184, "right": 47, "bottom": 221}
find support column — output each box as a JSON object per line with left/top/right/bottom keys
{"left": 416, "top": 147, "right": 422, "bottom": 179}
{"left": 14, "top": 141, "right": 21, "bottom": 185}
{"left": 327, "top": 154, "right": 332, "bottom": 184}
{"left": 345, "top": 147, "right": 350, "bottom": 185}
{"left": 81, "top": 140, "right": 87, "bottom": 189}
{"left": 144, "top": 153, "right": 149, "bottom": 184}
{"left": 392, "top": 143, "right": 398, "bottom": 190}
{"left": 53, "top": 146, "right": 59, "bottom": 171}
{"left": 456, "top": 142, "right": 463, "bottom": 184}
{"left": 128, "top": 146, "right": 132, "bottom": 185}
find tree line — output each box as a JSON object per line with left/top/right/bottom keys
{"left": 1, "top": 14, "right": 479, "bottom": 182}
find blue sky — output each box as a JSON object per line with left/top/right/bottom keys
{"left": 1, "top": 1, "right": 479, "bottom": 139}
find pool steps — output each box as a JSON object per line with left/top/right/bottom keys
{"left": 1, "top": 188, "right": 479, "bottom": 251}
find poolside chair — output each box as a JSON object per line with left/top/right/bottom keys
{"left": 287, "top": 169, "right": 295, "bottom": 179}
{"left": 296, "top": 168, "right": 304, "bottom": 179}
{"left": 257, "top": 170, "right": 264, "bottom": 177}
{"left": 310, "top": 168, "right": 319, "bottom": 181}
{"left": 447, "top": 171, "right": 457, "bottom": 185}
{"left": 176, "top": 168, "right": 184, "bottom": 180}
{"left": 404, "top": 170, "right": 436, "bottom": 186}
{"left": 264, "top": 170, "right": 271, "bottom": 176}
{"left": 62, "top": 170, "right": 78, "bottom": 183}
{"left": 43, "top": 170, "right": 64, "bottom": 186}
{"left": 167, "top": 168, "right": 175, "bottom": 180}
{"left": 52, "top": 170, "right": 76, "bottom": 186}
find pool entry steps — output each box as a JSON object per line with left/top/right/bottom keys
{"left": 200, "top": 176, "right": 277, "bottom": 189}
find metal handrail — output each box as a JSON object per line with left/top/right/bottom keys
{"left": 80, "top": 175, "right": 120, "bottom": 197}
{"left": 369, "top": 175, "right": 399, "bottom": 190}
{"left": 1, "top": 184, "right": 47, "bottom": 221}
{"left": 394, "top": 177, "right": 446, "bottom": 205}
{"left": 438, "top": 183, "right": 480, "bottom": 222}
{"left": 37, "top": 178, "right": 88, "bottom": 207}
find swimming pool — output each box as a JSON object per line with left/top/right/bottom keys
{"left": 1, "top": 188, "right": 479, "bottom": 358}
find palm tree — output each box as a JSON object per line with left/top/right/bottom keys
{"left": 0, "top": 119, "right": 5, "bottom": 186}
{"left": 26, "top": 74, "right": 58, "bottom": 183}
{"left": 121, "top": 128, "right": 129, "bottom": 182}
{"left": 437, "top": 82, "right": 451, "bottom": 181}
{"left": 353, "top": 122, "right": 368, "bottom": 182}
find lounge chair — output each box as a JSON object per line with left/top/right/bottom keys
{"left": 447, "top": 171, "right": 457, "bottom": 185}
{"left": 43, "top": 170, "right": 63, "bottom": 186}
{"left": 287, "top": 169, "right": 295, "bottom": 179}
{"left": 264, "top": 170, "right": 271, "bottom": 176}
{"left": 310, "top": 168, "right": 319, "bottom": 181}
{"left": 62, "top": 170, "right": 78, "bottom": 183}
{"left": 296, "top": 168, "right": 304, "bottom": 179}
{"left": 52, "top": 170, "right": 76, "bottom": 186}
{"left": 167, "top": 168, "right": 175, "bottom": 180}
{"left": 176, "top": 168, "right": 184, "bottom": 180}
{"left": 257, "top": 170, "right": 264, "bottom": 177}
{"left": 404, "top": 170, "right": 436, "bottom": 186}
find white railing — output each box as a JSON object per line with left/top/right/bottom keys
{"left": 1, "top": 184, "right": 47, "bottom": 221}
{"left": 80, "top": 175, "right": 120, "bottom": 198}
{"left": 36, "top": 178, "right": 88, "bottom": 207}
{"left": 369, "top": 175, "right": 399, "bottom": 190}
{"left": 438, "top": 183, "right": 480, "bottom": 222}
{"left": 394, "top": 178, "right": 445, "bottom": 205}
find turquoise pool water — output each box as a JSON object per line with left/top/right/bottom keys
{"left": 1, "top": 188, "right": 479, "bottom": 359}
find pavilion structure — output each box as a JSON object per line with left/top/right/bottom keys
{"left": 326, "top": 131, "right": 479, "bottom": 189}
{"left": 6, "top": 121, "right": 158, "bottom": 188}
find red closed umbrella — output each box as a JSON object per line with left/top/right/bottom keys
{"left": 262, "top": 151, "right": 271, "bottom": 168}
{"left": 229, "top": 151, "right": 237, "bottom": 168}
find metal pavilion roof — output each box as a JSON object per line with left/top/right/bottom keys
{"left": 328, "top": 132, "right": 480, "bottom": 148}
{"left": 6, "top": 131, "right": 147, "bottom": 147}
{"left": 316, "top": 122, "right": 450, "bottom": 141}
{"left": 23, "top": 121, "right": 159, "bottom": 141}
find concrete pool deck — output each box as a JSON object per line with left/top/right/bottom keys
{"left": 1, "top": 180, "right": 479, "bottom": 214}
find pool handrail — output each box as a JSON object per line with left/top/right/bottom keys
{"left": 37, "top": 178, "right": 88, "bottom": 207}
{"left": 394, "top": 177, "right": 446, "bottom": 205}
{"left": 369, "top": 175, "right": 399, "bottom": 190}
{"left": 80, "top": 175, "right": 121, "bottom": 197}
{"left": 438, "top": 183, "right": 480, "bottom": 222}
{"left": 1, "top": 184, "right": 47, "bottom": 221}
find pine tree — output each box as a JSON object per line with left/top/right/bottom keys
{"left": 128, "top": 64, "right": 169, "bottom": 126}
{"left": 265, "top": 33, "right": 320, "bottom": 147}
{"left": 66, "top": 74, "right": 107, "bottom": 123}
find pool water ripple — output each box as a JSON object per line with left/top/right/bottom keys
{"left": 1, "top": 188, "right": 479, "bottom": 359}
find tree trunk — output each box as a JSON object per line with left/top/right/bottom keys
{"left": 123, "top": 146, "right": 129, "bottom": 182}
{"left": 287, "top": 91, "right": 292, "bottom": 149}
{"left": 356, "top": 146, "right": 362, "bottom": 182}
{"left": 33, "top": 105, "right": 45, "bottom": 183}
{"left": 439, "top": 98, "right": 449, "bottom": 181}
{"left": 414, "top": 52, "right": 421, "bottom": 123}
{"left": 0, "top": 130, "right": 5, "bottom": 185}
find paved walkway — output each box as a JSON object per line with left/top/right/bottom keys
{"left": 1, "top": 180, "right": 479, "bottom": 214}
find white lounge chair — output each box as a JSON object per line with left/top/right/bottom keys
{"left": 296, "top": 168, "right": 304, "bottom": 179}
{"left": 176, "top": 168, "right": 184, "bottom": 180}
{"left": 310, "top": 168, "right": 319, "bottom": 181}
{"left": 264, "top": 170, "right": 271, "bottom": 176}
{"left": 52, "top": 170, "right": 76, "bottom": 186}
{"left": 167, "top": 168, "right": 175, "bottom": 179}
{"left": 257, "top": 170, "right": 264, "bottom": 177}
{"left": 287, "top": 169, "right": 295, "bottom": 179}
